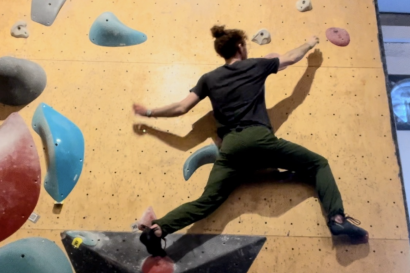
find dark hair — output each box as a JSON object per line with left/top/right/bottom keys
{"left": 210, "top": 25, "right": 247, "bottom": 59}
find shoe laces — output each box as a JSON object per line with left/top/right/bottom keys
{"left": 345, "top": 215, "right": 361, "bottom": 225}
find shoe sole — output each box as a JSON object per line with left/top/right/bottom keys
{"left": 350, "top": 232, "right": 369, "bottom": 245}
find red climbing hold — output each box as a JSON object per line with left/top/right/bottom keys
{"left": 0, "top": 113, "right": 41, "bottom": 242}
{"left": 326, "top": 27, "right": 350, "bottom": 47}
{"left": 142, "top": 256, "right": 175, "bottom": 273}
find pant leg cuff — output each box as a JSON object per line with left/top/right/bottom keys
{"left": 328, "top": 209, "right": 345, "bottom": 220}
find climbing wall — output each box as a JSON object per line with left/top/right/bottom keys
{"left": 0, "top": 0, "right": 409, "bottom": 272}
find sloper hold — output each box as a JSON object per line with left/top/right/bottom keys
{"left": 31, "top": 0, "right": 66, "bottom": 26}
{"left": 183, "top": 144, "right": 219, "bottom": 181}
{"left": 11, "top": 21, "right": 29, "bottom": 38}
{"left": 61, "top": 231, "right": 266, "bottom": 273}
{"left": 326, "top": 27, "right": 350, "bottom": 47}
{"left": 0, "top": 113, "right": 41, "bottom": 242}
{"left": 0, "top": 56, "right": 47, "bottom": 106}
{"left": 0, "top": 237, "right": 73, "bottom": 273}
{"left": 89, "top": 12, "right": 147, "bottom": 47}
{"left": 32, "top": 103, "right": 85, "bottom": 202}
{"left": 136, "top": 206, "right": 158, "bottom": 230}
{"left": 296, "top": 0, "right": 312, "bottom": 12}
{"left": 251, "top": 29, "right": 271, "bottom": 45}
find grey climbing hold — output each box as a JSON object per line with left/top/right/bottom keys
{"left": 251, "top": 29, "right": 271, "bottom": 45}
{"left": 31, "top": 0, "right": 66, "bottom": 26}
{"left": 89, "top": 12, "right": 147, "bottom": 47}
{"left": 0, "top": 57, "right": 47, "bottom": 106}
{"left": 296, "top": 0, "right": 312, "bottom": 12}
{"left": 11, "top": 21, "right": 29, "bottom": 38}
{"left": 183, "top": 144, "right": 219, "bottom": 181}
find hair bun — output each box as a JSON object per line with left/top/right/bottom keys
{"left": 211, "top": 25, "right": 226, "bottom": 38}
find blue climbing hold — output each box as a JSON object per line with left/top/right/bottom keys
{"left": 89, "top": 12, "right": 147, "bottom": 47}
{"left": 183, "top": 144, "right": 220, "bottom": 181}
{"left": 0, "top": 237, "right": 73, "bottom": 273}
{"left": 32, "top": 103, "right": 85, "bottom": 202}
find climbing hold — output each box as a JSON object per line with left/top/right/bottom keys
{"left": 32, "top": 103, "right": 85, "bottom": 202}
{"left": 142, "top": 256, "right": 175, "bottom": 273}
{"left": 326, "top": 27, "right": 350, "bottom": 47}
{"left": 0, "top": 237, "right": 73, "bottom": 273}
{"left": 89, "top": 12, "right": 147, "bottom": 47}
{"left": 61, "top": 230, "right": 266, "bottom": 273}
{"left": 136, "top": 206, "right": 158, "bottom": 231}
{"left": 296, "top": 0, "right": 312, "bottom": 12}
{"left": 65, "top": 231, "right": 101, "bottom": 247}
{"left": 31, "top": 0, "right": 66, "bottom": 26}
{"left": 10, "top": 21, "right": 29, "bottom": 38}
{"left": 183, "top": 144, "right": 219, "bottom": 181}
{"left": 251, "top": 29, "right": 271, "bottom": 45}
{"left": 0, "top": 57, "right": 47, "bottom": 106}
{"left": 0, "top": 113, "right": 41, "bottom": 242}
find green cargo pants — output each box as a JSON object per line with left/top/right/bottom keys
{"left": 153, "top": 126, "right": 344, "bottom": 236}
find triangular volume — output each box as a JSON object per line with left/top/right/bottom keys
{"left": 61, "top": 231, "right": 266, "bottom": 273}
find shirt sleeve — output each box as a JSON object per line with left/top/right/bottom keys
{"left": 189, "top": 74, "right": 209, "bottom": 100}
{"left": 257, "top": 58, "right": 280, "bottom": 75}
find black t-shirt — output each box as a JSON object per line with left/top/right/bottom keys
{"left": 190, "top": 58, "right": 280, "bottom": 138}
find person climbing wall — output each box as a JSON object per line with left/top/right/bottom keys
{"left": 133, "top": 25, "right": 369, "bottom": 257}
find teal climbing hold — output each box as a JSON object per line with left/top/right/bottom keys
{"left": 0, "top": 237, "right": 73, "bottom": 273}
{"left": 183, "top": 144, "right": 220, "bottom": 181}
{"left": 32, "top": 103, "right": 85, "bottom": 202}
{"left": 89, "top": 12, "right": 147, "bottom": 47}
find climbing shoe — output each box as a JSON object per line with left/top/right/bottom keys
{"left": 328, "top": 215, "right": 369, "bottom": 244}
{"left": 140, "top": 227, "right": 167, "bottom": 257}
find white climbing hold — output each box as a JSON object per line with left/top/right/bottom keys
{"left": 31, "top": 0, "right": 66, "bottom": 26}
{"left": 296, "top": 0, "right": 312, "bottom": 12}
{"left": 251, "top": 29, "right": 271, "bottom": 45}
{"left": 11, "top": 21, "right": 29, "bottom": 38}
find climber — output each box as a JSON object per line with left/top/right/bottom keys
{"left": 133, "top": 25, "right": 369, "bottom": 257}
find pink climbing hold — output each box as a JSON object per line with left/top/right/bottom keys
{"left": 0, "top": 113, "right": 41, "bottom": 242}
{"left": 326, "top": 27, "right": 350, "bottom": 47}
{"left": 137, "top": 206, "right": 157, "bottom": 230}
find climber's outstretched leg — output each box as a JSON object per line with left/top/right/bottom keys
{"left": 141, "top": 151, "right": 249, "bottom": 256}
{"left": 253, "top": 126, "right": 368, "bottom": 243}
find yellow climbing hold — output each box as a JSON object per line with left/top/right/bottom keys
{"left": 72, "top": 237, "right": 83, "bottom": 248}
